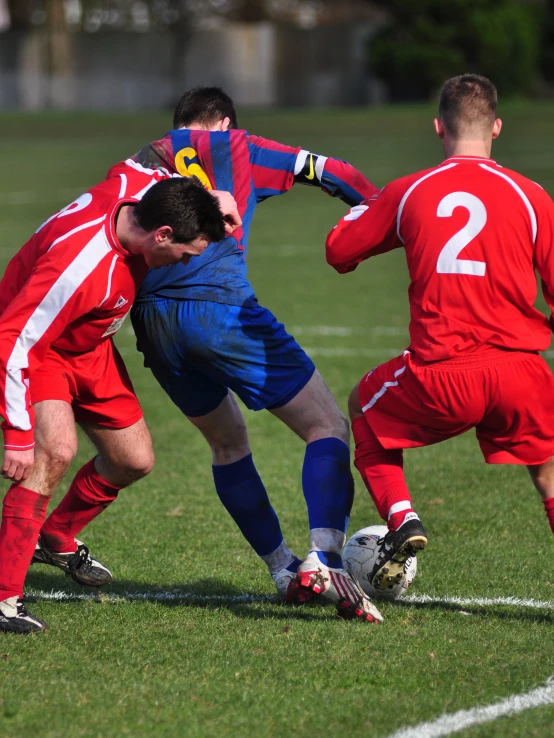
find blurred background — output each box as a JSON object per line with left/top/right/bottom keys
{"left": 1, "top": 0, "right": 554, "bottom": 110}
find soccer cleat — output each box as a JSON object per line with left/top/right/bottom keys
{"left": 0, "top": 597, "right": 47, "bottom": 634}
{"left": 370, "top": 516, "right": 427, "bottom": 592}
{"left": 273, "top": 567, "right": 317, "bottom": 606}
{"left": 297, "top": 551, "right": 383, "bottom": 623}
{"left": 32, "top": 537, "right": 113, "bottom": 587}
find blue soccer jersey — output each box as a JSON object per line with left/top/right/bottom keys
{"left": 123, "top": 128, "right": 377, "bottom": 306}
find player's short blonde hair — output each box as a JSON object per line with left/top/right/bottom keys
{"left": 438, "top": 74, "right": 497, "bottom": 139}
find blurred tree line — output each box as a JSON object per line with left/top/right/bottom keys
{"left": 369, "top": 0, "right": 554, "bottom": 99}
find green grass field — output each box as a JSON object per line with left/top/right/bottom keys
{"left": 1, "top": 103, "right": 554, "bottom": 738}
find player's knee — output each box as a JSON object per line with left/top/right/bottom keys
{"left": 306, "top": 407, "right": 350, "bottom": 446}
{"left": 210, "top": 435, "right": 251, "bottom": 465}
{"left": 333, "top": 409, "right": 351, "bottom": 445}
{"left": 128, "top": 447, "right": 155, "bottom": 480}
{"left": 112, "top": 446, "right": 155, "bottom": 485}
{"left": 348, "top": 384, "right": 363, "bottom": 422}
{"left": 45, "top": 441, "right": 78, "bottom": 475}
{"left": 528, "top": 458, "right": 554, "bottom": 491}
{"left": 203, "top": 415, "right": 251, "bottom": 462}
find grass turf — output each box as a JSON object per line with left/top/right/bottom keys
{"left": 1, "top": 103, "right": 554, "bottom": 737}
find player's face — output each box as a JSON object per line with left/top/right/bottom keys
{"left": 146, "top": 234, "right": 211, "bottom": 268}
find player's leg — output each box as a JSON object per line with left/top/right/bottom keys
{"left": 528, "top": 459, "right": 554, "bottom": 534}
{"left": 131, "top": 299, "right": 304, "bottom": 602}
{"left": 349, "top": 381, "right": 417, "bottom": 531}
{"left": 348, "top": 379, "right": 428, "bottom": 591}
{"left": 189, "top": 300, "right": 381, "bottom": 620}
{"left": 0, "top": 400, "right": 77, "bottom": 634}
{"left": 269, "top": 369, "right": 353, "bottom": 555}
{"left": 268, "top": 369, "right": 382, "bottom": 622}
{"left": 476, "top": 352, "right": 554, "bottom": 537}
{"left": 348, "top": 351, "right": 486, "bottom": 591}
{"left": 186, "top": 393, "right": 305, "bottom": 602}
{"left": 38, "top": 417, "right": 154, "bottom": 585}
{"left": 37, "top": 341, "right": 148, "bottom": 586}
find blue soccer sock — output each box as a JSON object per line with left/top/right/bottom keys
{"left": 212, "top": 454, "right": 286, "bottom": 561}
{"left": 302, "top": 437, "right": 355, "bottom": 560}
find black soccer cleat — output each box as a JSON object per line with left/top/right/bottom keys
{"left": 32, "top": 537, "right": 113, "bottom": 587}
{"left": 370, "top": 517, "right": 428, "bottom": 592}
{"left": 0, "top": 597, "right": 47, "bottom": 634}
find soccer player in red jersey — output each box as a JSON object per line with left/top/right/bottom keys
{"left": 326, "top": 74, "right": 554, "bottom": 592}
{"left": 0, "top": 173, "right": 233, "bottom": 633}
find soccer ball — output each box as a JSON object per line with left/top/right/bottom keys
{"left": 343, "top": 525, "right": 417, "bottom": 601}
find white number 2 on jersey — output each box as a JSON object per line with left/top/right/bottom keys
{"left": 436, "top": 192, "right": 487, "bottom": 276}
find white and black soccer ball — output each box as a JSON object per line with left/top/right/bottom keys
{"left": 343, "top": 524, "right": 417, "bottom": 601}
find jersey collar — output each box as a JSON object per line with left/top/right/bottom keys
{"left": 446, "top": 155, "right": 496, "bottom": 164}
{"left": 104, "top": 198, "right": 139, "bottom": 257}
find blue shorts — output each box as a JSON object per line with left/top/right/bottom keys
{"left": 130, "top": 298, "right": 316, "bottom": 417}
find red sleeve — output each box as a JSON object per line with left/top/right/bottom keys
{"left": 325, "top": 182, "right": 404, "bottom": 273}
{"left": 246, "top": 135, "right": 298, "bottom": 200}
{"left": 531, "top": 185, "right": 554, "bottom": 329}
{"left": 0, "top": 235, "right": 113, "bottom": 450}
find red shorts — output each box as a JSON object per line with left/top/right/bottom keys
{"left": 30, "top": 340, "right": 143, "bottom": 429}
{"left": 358, "top": 347, "right": 554, "bottom": 465}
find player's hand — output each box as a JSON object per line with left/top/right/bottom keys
{"left": 1, "top": 448, "right": 34, "bottom": 482}
{"left": 212, "top": 190, "right": 242, "bottom": 234}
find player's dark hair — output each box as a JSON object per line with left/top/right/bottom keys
{"left": 134, "top": 177, "right": 226, "bottom": 245}
{"left": 173, "top": 86, "right": 238, "bottom": 130}
{"left": 438, "top": 74, "right": 497, "bottom": 138}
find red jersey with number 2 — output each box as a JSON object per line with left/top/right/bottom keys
{"left": 326, "top": 155, "right": 554, "bottom": 362}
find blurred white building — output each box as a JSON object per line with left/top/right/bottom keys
{"left": 0, "top": 1, "right": 384, "bottom": 109}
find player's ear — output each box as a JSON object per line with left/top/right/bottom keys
{"left": 155, "top": 225, "right": 173, "bottom": 243}
{"left": 491, "top": 118, "right": 502, "bottom": 140}
{"left": 219, "top": 117, "right": 231, "bottom": 132}
{"left": 434, "top": 118, "right": 445, "bottom": 139}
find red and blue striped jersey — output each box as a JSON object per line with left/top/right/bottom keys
{"left": 127, "top": 128, "right": 377, "bottom": 305}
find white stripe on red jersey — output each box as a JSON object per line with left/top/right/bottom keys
{"left": 0, "top": 161, "right": 169, "bottom": 450}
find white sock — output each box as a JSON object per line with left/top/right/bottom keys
{"left": 309, "top": 527, "right": 345, "bottom": 555}
{"left": 261, "top": 541, "right": 297, "bottom": 576}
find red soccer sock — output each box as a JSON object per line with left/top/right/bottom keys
{"left": 40, "top": 459, "right": 121, "bottom": 553}
{"left": 0, "top": 485, "right": 49, "bottom": 602}
{"left": 352, "top": 416, "right": 416, "bottom": 531}
{"left": 543, "top": 497, "right": 554, "bottom": 535}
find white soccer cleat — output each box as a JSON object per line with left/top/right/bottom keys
{"left": 0, "top": 597, "right": 48, "bottom": 634}
{"left": 32, "top": 537, "right": 113, "bottom": 587}
{"left": 297, "top": 551, "right": 383, "bottom": 623}
{"left": 273, "top": 567, "right": 317, "bottom": 606}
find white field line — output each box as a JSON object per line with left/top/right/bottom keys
{"left": 122, "top": 324, "right": 407, "bottom": 338}
{"left": 27, "top": 589, "right": 272, "bottom": 604}
{"left": 384, "top": 678, "right": 554, "bottom": 738}
{"left": 402, "top": 593, "right": 554, "bottom": 609}
{"left": 115, "top": 345, "right": 402, "bottom": 359}
{"left": 304, "top": 347, "right": 401, "bottom": 358}
{"left": 25, "top": 590, "right": 554, "bottom": 610}
{"left": 290, "top": 325, "right": 408, "bottom": 337}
